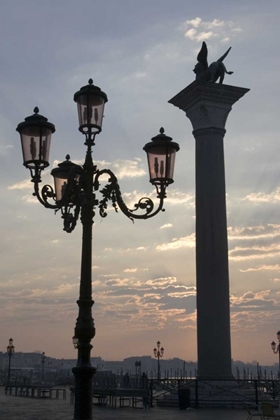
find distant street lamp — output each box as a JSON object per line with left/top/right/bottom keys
{"left": 135, "top": 360, "right": 141, "bottom": 378}
{"left": 153, "top": 340, "right": 164, "bottom": 381}
{"left": 271, "top": 331, "right": 280, "bottom": 378}
{"left": 16, "top": 79, "right": 179, "bottom": 420}
{"left": 7, "top": 338, "right": 15, "bottom": 384}
{"left": 41, "top": 352, "right": 46, "bottom": 382}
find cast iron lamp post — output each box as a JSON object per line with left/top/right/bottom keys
{"left": 271, "top": 331, "right": 280, "bottom": 378}
{"left": 16, "top": 79, "right": 179, "bottom": 420}
{"left": 153, "top": 340, "right": 164, "bottom": 381}
{"left": 7, "top": 338, "right": 15, "bottom": 384}
{"left": 41, "top": 352, "right": 46, "bottom": 382}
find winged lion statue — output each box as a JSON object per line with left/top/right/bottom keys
{"left": 193, "top": 42, "right": 234, "bottom": 84}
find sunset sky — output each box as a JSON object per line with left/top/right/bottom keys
{"left": 0, "top": 0, "right": 279, "bottom": 366}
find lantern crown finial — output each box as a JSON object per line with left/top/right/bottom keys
{"left": 34, "top": 106, "right": 39, "bottom": 114}
{"left": 151, "top": 128, "right": 173, "bottom": 143}
{"left": 88, "top": 78, "right": 93, "bottom": 85}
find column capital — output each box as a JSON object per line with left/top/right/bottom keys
{"left": 169, "top": 81, "right": 249, "bottom": 131}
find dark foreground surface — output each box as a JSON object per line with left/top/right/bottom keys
{"left": 0, "top": 386, "right": 274, "bottom": 420}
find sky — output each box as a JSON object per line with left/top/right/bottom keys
{"left": 0, "top": 0, "right": 280, "bottom": 366}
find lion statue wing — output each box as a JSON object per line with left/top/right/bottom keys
{"left": 197, "top": 41, "right": 208, "bottom": 71}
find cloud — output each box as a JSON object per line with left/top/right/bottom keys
{"left": 0, "top": 282, "right": 78, "bottom": 300}
{"left": 207, "top": 19, "right": 225, "bottom": 28}
{"left": 156, "top": 233, "right": 195, "bottom": 251}
{"left": 109, "top": 159, "right": 146, "bottom": 180}
{"left": 121, "top": 189, "right": 194, "bottom": 211}
{"left": 123, "top": 268, "right": 138, "bottom": 273}
{"left": 242, "top": 188, "right": 280, "bottom": 203}
{"left": 195, "top": 32, "right": 216, "bottom": 42}
{"left": 143, "top": 41, "right": 187, "bottom": 65}
{"left": 240, "top": 265, "right": 280, "bottom": 273}
{"left": 146, "top": 277, "right": 177, "bottom": 287}
{"left": 134, "top": 72, "right": 146, "bottom": 79}
{"left": 99, "top": 274, "right": 118, "bottom": 278}
{"left": 229, "top": 244, "right": 280, "bottom": 262}
{"left": 160, "top": 223, "right": 173, "bottom": 229}
{"left": 21, "top": 195, "right": 39, "bottom": 204}
{"left": 177, "top": 311, "right": 197, "bottom": 329}
{"left": 167, "top": 288, "right": 196, "bottom": 298}
{"left": 0, "top": 144, "right": 14, "bottom": 156}
{"left": 229, "top": 290, "right": 280, "bottom": 333}
{"left": 165, "top": 190, "right": 194, "bottom": 206}
{"left": 84, "top": 276, "right": 198, "bottom": 332}
{"left": 95, "top": 159, "right": 146, "bottom": 180}
{"left": 51, "top": 157, "right": 146, "bottom": 184}
{"left": 104, "top": 278, "right": 131, "bottom": 287}
{"left": 228, "top": 224, "right": 280, "bottom": 262}
{"left": 8, "top": 179, "right": 33, "bottom": 191}
{"left": 185, "top": 17, "right": 202, "bottom": 28}
{"left": 228, "top": 224, "right": 280, "bottom": 241}
{"left": 182, "top": 17, "right": 241, "bottom": 43}
{"left": 185, "top": 29, "right": 197, "bottom": 40}
{"left": 2, "top": 253, "right": 280, "bottom": 347}
{"left": 53, "top": 283, "right": 77, "bottom": 294}
{"left": 1, "top": 2, "right": 279, "bottom": 362}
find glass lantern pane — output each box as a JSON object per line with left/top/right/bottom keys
{"left": 77, "top": 94, "right": 105, "bottom": 133}
{"left": 147, "top": 146, "right": 176, "bottom": 184}
{"left": 20, "top": 126, "right": 52, "bottom": 168}
{"left": 53, "top": 171, "right": 80, "bottom": 202}
{"left": 54, "top": 176, "right": 68, "bottom": 202}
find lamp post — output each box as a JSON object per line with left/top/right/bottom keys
{"left": 153, "top": 340, "right": 164, "bottom": 381}
{"left": 135, "top": 360, "right": 141, "bottom": 378}
{"left": 16, "top": 79, "right": 179, "bottom": 420}
{"left": 271, "top": 331, "right": 280, "bottom": 378}
{"left": 7, "top": 338, "right": 15, "bottom": 384}
{"left": 41, "top": 352, "right": 46, "bottom": 382}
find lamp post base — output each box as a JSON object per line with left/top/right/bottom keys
{"left": 72, "top": 365, "right": 96, "bottom": 420}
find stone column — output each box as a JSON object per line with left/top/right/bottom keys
{"left": 169, "top": 81, "right": 249, "bottom": 380}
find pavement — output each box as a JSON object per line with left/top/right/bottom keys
{"left": 0, "top": 386, "right": 265, "bottom": 420}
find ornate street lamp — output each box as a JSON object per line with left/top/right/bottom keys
{"left": 271, "top": 330, "right": 280, "bottom": 378}
{"left": 153, "top": 340, "right": 164, "bottom": 381}
{"left": 16, "top": 79, "right": 179, "bottom": 420}
{"left": 41, "top": 352, "right": 46, "bottom": 382}
{"left": 7, "top": 338, "right": 15, "bottom": 385}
